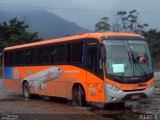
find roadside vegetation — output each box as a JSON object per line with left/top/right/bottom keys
{"left": 154, "top": 80, "right": 160, "bottom": 89}
{"left": 95, "top": 10, "right": 160, "bottom": 71}
{"left": 0, "top": 18, "right": 42, "bottom": 78}
{"left": 0, "top": 18, "right": 42, "bottom": 51}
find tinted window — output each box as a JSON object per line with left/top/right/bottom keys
{"left": 86, "top": 47, "right": 97, "bottom": 74}
{"left": 30, "top": 48, "right": 37, "bottom": 65}
{"left": 51, "top": 44, "right": 66, "bottom": 64}
{"left": 4, "top": 51, "right": 9, "bottom": 66}
{"left": 4, "top": 42, "right": 83, "bottom": 66}
{"left": 70, "top": 42, "right": 83, "bottom": 63}
{"left": 37, "top": 47, "right": 43, "bottom": 64}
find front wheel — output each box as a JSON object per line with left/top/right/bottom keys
{"left": 72, "top": 85, "right": 87, "bottom": 107}
{"left": 23, "top": 82, "right": 31, "bottom": 99}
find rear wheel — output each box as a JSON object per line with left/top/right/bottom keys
{"left": 23, "top": 82, "right": 31, "bottom": 99}
{"left": 30, "top": 94, "right": 39, "bottom": 99}
{"left": 72, "top": 85, "right": 87, "bottom": 107}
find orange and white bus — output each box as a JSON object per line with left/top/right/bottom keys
{"left": 3, "top": 32, "right": 154, "bottom": 107}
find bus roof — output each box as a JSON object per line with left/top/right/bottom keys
{"left": 4, "top": 32, "right": 143, "bottom": 51}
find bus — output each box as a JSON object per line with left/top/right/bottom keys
{"left": 3, "top": 32, "right": 154, "bottom": 107}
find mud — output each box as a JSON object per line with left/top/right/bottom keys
{"left": 0, "top": 79, "right": 160, "bottom": 120}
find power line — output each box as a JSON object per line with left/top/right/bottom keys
{"left": 0, "top": 3, "right": 116, "bottom": 13}
{"left": 0, "top": 3, "right": 160, "bottom": 14}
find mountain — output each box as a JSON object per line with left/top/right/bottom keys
{"left": 0, "top": 8, "right": 90, "bottom": 39}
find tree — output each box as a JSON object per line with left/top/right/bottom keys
{"left": 143, "top": 29, "right": 160, "bottom": 70}
{"left": 94, "top": 17, "right": 110, "bottom": 32}
{"left": 143, "top": 29, "right": 160, "bottom": 57}
{"left": 95, "top": 10, "right": 148, "bottom": 34}
{"left": 113, "top": 10, "right": 148, "bottom": 34}
{"left": 113, "top": 11, "right": 127, "bottom": 32}
{"left": 0, "top": 18, "right": 42, "bottom": 51}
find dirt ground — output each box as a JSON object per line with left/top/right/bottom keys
{"left": 1, "top": 79, "right": 160, "bottom": 120}
{"left": 0, "top": 87, "right": 112, "bottom": 120}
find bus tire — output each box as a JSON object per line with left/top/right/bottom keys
{"left": 23, "top": 82, "right": 31, "bottom": 99}
{"left": 30, "top": 94, "right": 39, "bottom": 99}
{"left": 72, "top": 85, "right": 87, "bottom": 107}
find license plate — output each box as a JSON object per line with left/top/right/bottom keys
{"left": 132, "top": 95, "right": 140, "bottom": 100}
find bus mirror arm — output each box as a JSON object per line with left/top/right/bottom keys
{"left": 100, "top": 44, "right": 106, "bottom": 62}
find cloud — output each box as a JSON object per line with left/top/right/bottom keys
{"left": 0, "top": 0, "right": 160, "bottom": 30}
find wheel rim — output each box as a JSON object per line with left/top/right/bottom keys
{"left": 24, "top": 86, "right": 28, "bottom": 98}
{"left": 23, "top": 83, "right": 30, "bottom": 99}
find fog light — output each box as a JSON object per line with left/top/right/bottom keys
{"left": 109, "top": 97, "right": 117, "bottom": 101}
{"left": 148, "top": 83, "right": 154, "bottom": 89}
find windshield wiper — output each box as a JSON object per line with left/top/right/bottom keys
{"left": 118, "top": 49, "right": 132, "bottom": 80}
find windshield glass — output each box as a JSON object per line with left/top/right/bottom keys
{"left": 103, "top": 40, "right": 153, "bottom": 77}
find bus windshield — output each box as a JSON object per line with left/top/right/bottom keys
{"left": 103, "top": 40, "right": 153, "bottom": 77}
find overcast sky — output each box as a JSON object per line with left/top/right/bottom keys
{"left": 0, "top": 0, "right": 160, "bottom": 31}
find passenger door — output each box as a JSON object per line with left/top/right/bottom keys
{"left": 85, "top": 44, "right": 104, "bottom": 102}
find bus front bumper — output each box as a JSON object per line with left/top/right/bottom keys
{"left": 104, "top": 82, "right": 154, "bottom": 103}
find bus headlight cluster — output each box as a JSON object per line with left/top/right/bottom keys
{"left": 148, "top": 83, "right": 154, "bottom": 89}
{"left": 108, "top": 84, "right": 120, "bottom": 92}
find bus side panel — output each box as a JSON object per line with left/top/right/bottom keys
{"left": 86, "top": 72, "right": 104, "bottom": 103}
{"left": 3, "top": 79, "right": 15, "bottom": 92}
{"left": 3, "top": 79, "right": 22, "bottom": 93}
{"left": 46, "top": 65, "right": 87, "bottom": 99}
{"left": 3, "top": 67, "right": 22, "bottom": 93}
{"left": 3, "top": 65, "right": 105, "bottom": 103}
{"left": 17, "top": 65, "right": 87, "bottom": 99}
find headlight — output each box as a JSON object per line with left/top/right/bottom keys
{"left": 148, "top": 83, "right": 154, "bottom": 89}
{"left": 108, "top": 84, "right": 120, "bottom": 92}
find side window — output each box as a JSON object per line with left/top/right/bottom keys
{"left": 43, "top": 46, "right": 51, "bottom": 64}
{"left": 30, "top": 48, "right": 37, "bottom": 65}
{"left": 25, "top": 49, "right": 31, "bottom": 65}
{"left": 21, "top": 50, "right": 25, "bottom": 65}
{"left": 8, "top": 52, "right": 11, "bottom": 66}
{"left": 41, "top": 46, "right": 48, "bottom": 64}
{"left": 24, "top": 46, "right": 50, "bottom": 65}
{"left": 4, "top": 51, "right": 9, "bottom": 66}
{"left": 86, "top": 47, "right": 98, "bottom": 74}
{"left": 51, "top": 44, "right": 66, "bottom": 64}
{"left": 37, "top": 47, "right": 43, "bottom": 64}
{"left": 70, "top": 42, "right": 83, "bottom": 63}
{"left": 17, "top": 50, "right": 21, "bottom": 65}
{"left": 51, "top": 46, "right": 54, "bottom": 63}
{"left": 15, "top": 50, "right": 20, "bottom": 65}
{"left": 11, "top": 51, "right": 16, "bottom": 66}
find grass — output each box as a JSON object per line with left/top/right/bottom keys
{"left": 154, "top": 80, "right": 160, "bottom": 89}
